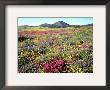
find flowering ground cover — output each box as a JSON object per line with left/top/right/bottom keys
{"left": 18, "top": 26, "right": 93, "bottom": 73}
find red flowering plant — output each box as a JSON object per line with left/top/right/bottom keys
{"left": 43, "top": 58, "right": 65, "bottom": 73}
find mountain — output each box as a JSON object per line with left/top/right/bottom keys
{"left": 39, "top": 23, "right": 51, "bottom": 27}
{"left": 39, "top": 21, "right": 70, "bottom": 28}
{"left": 53, "top": 21, "right": 70, "bottom": 28}
{"left": 18, "top": 22, "right": 93, "bottom": 30}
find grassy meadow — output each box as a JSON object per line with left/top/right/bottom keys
{"left": 18, "top": 24, "right": 93, "bottom": 73}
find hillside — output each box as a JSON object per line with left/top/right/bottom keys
{"left": 39, "top": 21, "right": 70, "bottom": 28}
{"left": 18, "top": 21, "right": 93, "bottom": 31}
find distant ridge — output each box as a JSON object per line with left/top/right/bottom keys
{"left": 39, "top": 21, "right": 70, "bottom": 28}
{"left": 18, "top": 21, "right": 93, "bottom": 30}
{"left": 39, "top": 21, "right": 93, "bottom": 28}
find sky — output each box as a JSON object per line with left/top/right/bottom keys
{"left": 18, "top": 17, "right": 93, "bottom": 26}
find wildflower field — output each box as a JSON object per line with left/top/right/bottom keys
{"left": 18, "top": 26, "right": 93, "bottom": 73}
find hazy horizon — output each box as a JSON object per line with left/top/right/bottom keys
{"left": 18, "top": 17, "right": 93, "bottom": 26}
